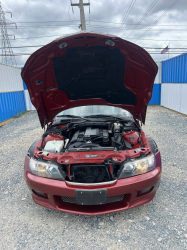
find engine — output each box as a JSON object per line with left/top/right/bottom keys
{"left": 68, "top": 127, "right": 110, "bottom": 149}
{"left": 66, "top": 122, "right": 140, "bottom": 150}
{"left": 43, "top": 120, "right": 141, "bottom": 152}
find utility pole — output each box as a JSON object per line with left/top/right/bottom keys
{"left": 0, "top": 3, "right": 17, "bottom": 65}
{"left": 71, "top": 0, "right": 90, "bottom": 31}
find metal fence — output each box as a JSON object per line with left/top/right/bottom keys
{"left": 161, "top": 53, "right": 187, "bottom": 115}
{"left": 0, "top": 63, "right": 26, "bottom": 123}
{"left": 149, "top": 61, "right": 161, "bottom": 105}
{"left": 22, "top": 74, "right": 35, "bottom": 111}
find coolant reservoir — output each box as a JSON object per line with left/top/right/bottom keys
{"left": 44, "top": 140, "right": 64, "bottom": 153}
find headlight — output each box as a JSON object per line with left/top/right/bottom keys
{"left": 29, "top": 157, "right": 65, "bottom": 180}
{"left": 118, "top": 154, "right": 155, "bottom": 179}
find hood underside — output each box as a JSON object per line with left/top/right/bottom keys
{"left": 21, "top": 32, "right": 158, "bottom": 127}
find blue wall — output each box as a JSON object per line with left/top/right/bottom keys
{"left": 0, "top": 91, "right": 26, "bottom": 122}
{"left": 162, "top": 53, "right": 187, "bottom": 83}
{"left": 148, "top": 84, "right": 161, "bottom": 105}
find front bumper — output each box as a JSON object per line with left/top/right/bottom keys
{"left": 24, "top": 151, "right": 161, "bottom": 215}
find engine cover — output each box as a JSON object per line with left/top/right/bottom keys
{"left": 69, "top": 127, "right": 109, "bottom": 148}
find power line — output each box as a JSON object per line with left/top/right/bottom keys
{"left": 6, "top": 25, "right": 187, "bottom": 32}
{"left": 139, "top": 47, "right": 182, "bottom": 49}
{"left": 126, "top": 0, "right": 159, "bottom": 38}
{"left": 178, "top": 41, "right": 187, "bottom": 49}
{"left": 116, "top": 0, "right": 137, "bottom": 35}
{"left": 4, "top": 19, "right": 187, "bottom": 26}
{"left": 1, "top": 34, "right": 186, "bottom": 43}
{"left": 7, "top": 24, "right": 95, "bottom": 28}
{"left": 134, "top": 0, "right": 181, "bottom": 42}
{"left": 1, "top": 33, "right": 186, "bottom": 44}
{"left": 0, "top": 45, "right": 187, "bottom": 49}
{"left": 0, "top": 45, "right": 43, "bottom": 49}
{"left": 0, "top": 52, "right": 185, "bottom": 56}
{"left": 125, "top": 38, "right": 187, "bottom": 41}
{"left": 129, "top": 0, "right": 151, "bottom": 27}
{"left": 88, "top": 0, "right": 90, "bottom": 28}
{"left": 5, "top": 22, "right": 187, "bottom": 32}
{"left": 6, "top": 22, "right": 187, "bottom": 28}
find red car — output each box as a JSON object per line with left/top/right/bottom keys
{"left": 22, "top": 32, "right": 161, "bottom": 215}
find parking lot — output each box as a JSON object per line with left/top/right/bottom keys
{"left": 0, "top": 106, "right": 187, "bottom": 250}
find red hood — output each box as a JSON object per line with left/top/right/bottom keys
{"left": 21, "top": 32, "right": 158, "bottom": 128}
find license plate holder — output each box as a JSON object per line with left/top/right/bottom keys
{"left": 76, "top": 189, "right": 107, "bottom": 205}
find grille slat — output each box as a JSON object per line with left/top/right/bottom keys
{"left": 61, "top": 195, "right": 124, "bottom": 204}
{"left": 107, "top": 195, "right": 124, "bottom": 203}
{"left": 72, "top": 164, "right": 111, "bottom": 184}
{"left": 61, "top": 197, "right": 77, "bottom": 204}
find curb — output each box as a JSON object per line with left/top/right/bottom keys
{"left": 0, "top": 118, "right": 14, "bottom": 127}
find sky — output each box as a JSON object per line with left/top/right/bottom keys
{"left": 1, "top": 0, "right": 187, "bottom": 66}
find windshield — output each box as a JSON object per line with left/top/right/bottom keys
{"left": 57, "top": 105, "right": 132, "bottom": 119}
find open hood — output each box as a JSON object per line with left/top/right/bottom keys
{"left": 22, "top": 32, "right": 158, "bottom": 128}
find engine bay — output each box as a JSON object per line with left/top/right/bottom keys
{"left": 43, "top": 120, "right": 143, "bottom": 152}
{"left": 30, "top": 118, "right": 154, "bottom": 184}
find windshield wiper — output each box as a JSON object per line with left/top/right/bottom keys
{"left": 50, "top": 115, "right": 88, "bottom": 129}
{"left": 56, "top": 115, "right": 89, "bottom": 122}
{"left": 84, "top": 114, "right": 130, "bottom": 121}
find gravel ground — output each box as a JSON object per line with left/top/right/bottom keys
{"left": 0, "top": 106, "right": 187, "bottom": 250}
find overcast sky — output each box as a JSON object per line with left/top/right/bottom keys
{"left": 1, "top": 0, "right": 187, "bottom": 66}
